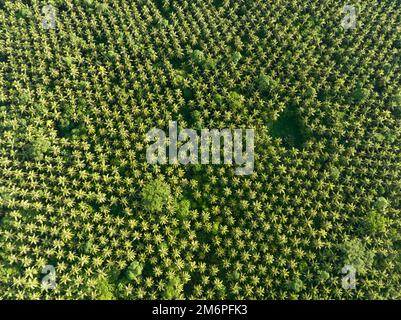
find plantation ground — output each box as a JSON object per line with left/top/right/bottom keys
{"left": 0, "top": 0, "right": 400, "bottom": 299}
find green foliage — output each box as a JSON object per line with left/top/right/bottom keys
{"left": 329, "top": 166, "right": 341, "bottom": 180}
{"left": 95, "top": 277, "right": 116, "bottom": 300}
{"left": 191, "top": 110, "right": 204, "bottom": 129}
{"left": 227, "top": 91, "right": 245, "bottom": 110}
{"left": 341, "top": 239, "right": 375, "bottom": 275}
{"left": 82, "top": 0, "right": 94, "bottom": 7}
{"left": 0, "top": 0, "right": 400, "bottom": 301}
{"left": 95, "top": 2, "right": 109, "bottom": 13}
{"left": 174, "top": 199, "right": 191, "bottom": 220}
{"left": 364, "top": 211, "right": 388, "bottom": 234}
{"left": 230, "top": 51, "right": 242, "bottom": 64}
{"left": 160, "top": 18, "right": 169, "bottom": 27}
{"left": 374, "top": 197, "right": 389, "bottom": 211}
{"left": 205, "top": 57, "right": 217, "bottom": 69}
{"left": 163, "top": 277, "right": 183, "bottom": 300}
{"left": 213, "top": 0, "right": 228, "bottom": 8}
{"left": 317, "top": 271, "right": 330, "bottom": 283}
{"left": 191, "top": 50, "right": 206, "bottom": 66}
{"left": 173, "top": 69, "right": 187, "bottom": 87}
{"left": 212, "top": 221, "right": 220, "bottom": 235}
{"left": 391, "top": 92, "right": 401, "bottom": 107}
{"left": 15, "top": 7, "right": 31, "bottom": 19}
{"left": 305, "top": 86, "right": 317, "bottom": 99}
{"left": 141, "top": 179, "right": 171, "bottom": 212}
{"left": 21, "top": 129, "right": 51, "bottom": 161}
{"left": 82, "top": 240, "right": 93, "bottom": 254}
{"left": 215, "top": 93, "right": 224, "bottom": 105}
{"left": 258, "top": 73, "right": 279, "bottom": 93}
{"left": 125, "top": 261, "right": 144, "bottom": 281}
{"left": 0, "top": 264, "right": 19, "bottom": 286}
{"left": 393, "top": 106, "right": 401, "bottom": 119}
{"left": 352, "top": 83, "right": 370, "bottom": 103}
{"left": 229, "top": 270, "right": 240, "bottom": 281}
{"left": 287, "top": 278, "right": 305, "bottom": 293}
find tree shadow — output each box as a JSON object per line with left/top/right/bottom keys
{"left": 270, "top": 106, "right": 309, "bottom": 149}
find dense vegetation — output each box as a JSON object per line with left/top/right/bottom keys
{"left": 0, "top": 0, "right": 400, "bottom": 299}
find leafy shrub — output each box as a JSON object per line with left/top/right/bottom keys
{"left": 163, "top": 277, "right": 183, "bottom": 300}
{"left": 22, "top": 131, "right": 51, "bottom": 161}
{"left": 125, "top": 261, "right": 144, "bottom": 281}
{"left": 317, "top": 271, "right": 330, "bottom": 283}
{"left": 141, "top": 179, "right": 171, "bottom": 212}
{"left": 287, "top": 278, "right": 304, "bottom": 293}
{"left": 83, "top": 0, "right": 94, "bottom": 7}
{"left": 374, "top": 197, "right": 389, "bottom": 211}
{"left": 0, "top": 264, "right": 19, "bottom": 286}
{"left": 95, "top": 3, "right": 109, "bottom": 13}
{"left": 258, "top": 73, "right": 279, "bottom": 93}
{"left": 95, "top": 277, "right": 116, "bottom": 300}
{"left": 15, "top": 8, "right": 31, "bottom": 19}
{"left": 329, "top": 166, "right": 341, "bottom": 180}
{"left": 304, "top": 86, "right": 317, "bottom": 98}
{"left": 205, "top": 57, "right": 217, "bottom": 69}
{"left": 191, "top": 50, "right": 206, "bottom": 66}
{"left": 352, "top": 83, "right": 370, "bottom": 103}
{"left": 227, "top": 91, "right": 245, "bottom": 110}
{"left": 364, "top": 211, "right": 388, "bottom": 234}
{"left": 230, "top": 51, "right": 242, "bottom": 64}
{"left": 341, "top": 238, "right": 375, "bottom": 275}
{"left": 174, "top": 199, "right": 191, "bottom": 220}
